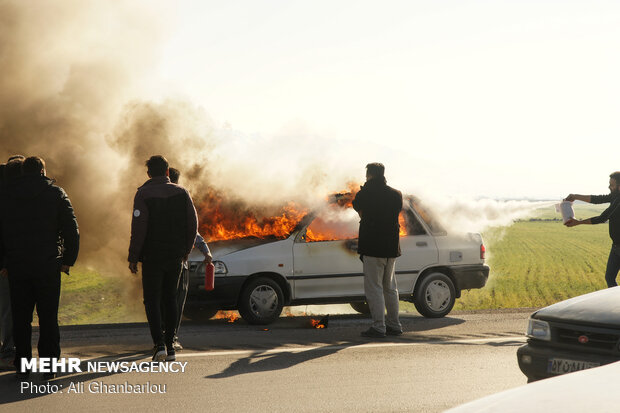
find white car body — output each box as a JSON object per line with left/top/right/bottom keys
{"left": 186, "top": 197, "right": 489, "bottom": 324}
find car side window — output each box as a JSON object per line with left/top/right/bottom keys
{"left": 402, "top": 209, "right": 428, "bottom": 236}
{"left": 304, "top": 209, "right": 359, "bottom": 242}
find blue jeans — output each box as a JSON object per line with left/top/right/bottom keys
{"left": 605, "top": 245, "right": 620, "bottom": 288}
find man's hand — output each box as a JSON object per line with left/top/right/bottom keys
{"left": 0, "top": 268, "right": 7, "bottom": 278}
{"left": 564, "top": 218, "right": 581, "bottom": 227}
{"left": 564, "top": 194, "right": 591, "bottom": 203}
{"left": 60, "top": 265, "right": 71, "bottom": 275}
{"left": 204, "top": 254, "right": 213, "bottom": 264}
{"left": 129, "top": 262, "right": 138, "bottom": 274}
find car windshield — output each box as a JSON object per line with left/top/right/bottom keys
{"left": 304, "top": 207, "right": 359, "bottom": 242}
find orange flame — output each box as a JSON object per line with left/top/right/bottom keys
{"left": 195, "top": 184, "right": 408, "bottom": 243}
{"left": 399, "top": 213, "right": 407, "bottom": 237}
{"left": 310, "top": 319, "right": 326, "bottom": 329}
{"left": 214, "top": 310, "right": 240, "bottom": 323}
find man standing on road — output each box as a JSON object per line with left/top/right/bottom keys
{"left": 167, "top": 167, "right": 212, "bottom": 351}
{"left": 128, "top": 156, "right": 197, "bottom": 362}
{"left": 0, "top": 156, "right": 23, "bottom": 371}
{"left": 352, "top": 163, "right": 403, "bottom": 338}
{"left": 0, "top": 156, "right": 79, "bottom": 380}
{"left": 565, "top": 171, "right": 620, "bottom": 287}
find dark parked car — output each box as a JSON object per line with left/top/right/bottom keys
{"left": 518, "top": 287, "right": 620, "bottom": 382}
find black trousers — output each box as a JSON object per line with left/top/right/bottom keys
{"left": 175, "top": 266, "right": 189, "bottom": 336}
{"left": 161, "top": 265, "right": 189, "bottom": 340}
{"left": 142, "top": 258, "right": 182, "bottom": 347}
{"left": 7, "top": 265, "right": 61, "bottom": 373}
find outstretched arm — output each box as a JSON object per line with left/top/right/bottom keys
{"left": 564, "top": 194, "right": 591, "bottom": 203}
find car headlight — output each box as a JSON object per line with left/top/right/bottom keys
{"left": 526, "top": 318, "right": 551, "bottom": 341}
{"left": 213, "top": 260, "right": 227, "bottom": 274}
{"left": 196, "top": 260, "right": 228, "bottom": 275}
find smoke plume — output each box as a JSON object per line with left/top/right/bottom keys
{"left": 0, "top": 0, "right": 553, "bottom": 282}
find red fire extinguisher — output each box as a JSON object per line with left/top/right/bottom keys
{"left": 205, "top": 262, "right": 215, "bottom": 291}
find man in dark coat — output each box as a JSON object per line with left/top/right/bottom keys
{"left": 0, "top": 156, "right": 79, "bottom": 379}
{"left": 128, "top": 155, "right": 197, "bottom": 362}
{"left": 352, "top": 163, "right": 403, "bottom": 338}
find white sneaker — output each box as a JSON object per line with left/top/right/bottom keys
{"left": 152, "top": 345, "right": 166, "bottom": 362}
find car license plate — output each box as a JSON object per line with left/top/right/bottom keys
{"left": 547, "top": 358, "right": 600, "bottom": 375}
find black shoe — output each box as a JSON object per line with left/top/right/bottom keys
{"left": 152, "top": 345, "right": 166, "bottom": 362}
{"left": 361, "top": 328, "right": 386, "bottom": 338}
{"left": 42, "top": 372, "right": 56, "bottom": 381}
{"left": 166, "top": 348, "right": 176, "bottom": 362}
{"left": 386, "top": 327, "right": 403, "bottom": 336}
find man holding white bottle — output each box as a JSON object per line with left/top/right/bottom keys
{"left": 564, "top": 171, "right": 620, "bottom": 287}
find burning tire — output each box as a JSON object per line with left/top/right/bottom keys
{"left": 413, "top": 272, "right": 455, "bottom": 318}
{"left": 349, "top": 301, "right": 371, "bottom": 314}
{"left": 238, "top": 277, "right": 284, "bottom": 325}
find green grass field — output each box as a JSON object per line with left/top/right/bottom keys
{"left": 56, "top": 268, "right": 145, "bottom": 325}
{"left": 454, "top": 210, "right": 610, "bottom": 310}
{"left": 53, "top": 203, "right": 613, "bottom": 324}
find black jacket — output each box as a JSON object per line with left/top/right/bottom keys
{"left": 352, "top": 178, "right": 403, "bottom": 258}
{"left": 0, "top": 175, "right": 79, "bottom": 270}
{"left": 590, "top": 191, "right": 620, "bottom": 245}
{"left": 128, "top": 176, "right": 198, "bottom": 263}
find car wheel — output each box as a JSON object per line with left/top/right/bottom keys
{"left": 350, "top": 302, "right": 371, "bottom": 314}
{"left": 183, "top": 307, "right": 218, "bottom": 321}
{"left": 413, "top": 272, "right": 456, "bottom": 318}
{"left": 238, "top": 277, "right": 284, "bottom": 325}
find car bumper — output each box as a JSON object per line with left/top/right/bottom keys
{"left": 185, "top": 273, "right": 247, "bottom": 310}
{"left": 517, "top": 341, "right": 620, "bottom": 381}
{"left": 452, "top": 264, "right": 489, "bottom": 290}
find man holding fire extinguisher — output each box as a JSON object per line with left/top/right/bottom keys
{"left": 128, "top": 156, "right": 198, "bottom": 363}
{"left": 168, "top": 168, "right": 212, "bottom": 351}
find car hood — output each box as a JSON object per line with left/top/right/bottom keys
{"left": 534, "top": 287, "right": 620, "bottom": 327}
{"left": 446, "top": 361, "right": 620, "bottom": 413}
{"left": 189, "top": 237, "right": 281, "bottom": 261}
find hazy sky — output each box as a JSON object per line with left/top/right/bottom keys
{"left": 147, "top": 1, "right": 618, "bottom": 199}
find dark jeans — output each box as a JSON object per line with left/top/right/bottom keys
{"left": 7, "top": 266, "right": 61, "bottom": 373}
{"left": 160, "top": 265, "right": 188, "bottom": 340}
{"left": 142, "top": 258, "right": 182, "bottom": 347}
{"left": 0, "top": 275, "right": 15, "bottom": 360}
{"left": 605, "top": 245, "right": 620, "bottom": 288}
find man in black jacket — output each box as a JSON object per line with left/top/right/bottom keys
{"left": 0, "top": 156, "right": 79, "bottom": 379}
{"left": 128, "top": 156, "right": 197, "bottom": 362}
{"left": 352, "top": 163, "right": 403, "bottom": 338}
{"left": 565, "top": 171, "right": 620, "bottom": 287}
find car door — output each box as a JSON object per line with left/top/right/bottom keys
{"left": 396, "top": 206, "right": 439, "bottom": 293}
{"left": 292, "top": 209, "right": 364, "bottom": 299}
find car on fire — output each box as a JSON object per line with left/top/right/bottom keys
{"left": 184, "top": 196, "right": 490, "bottom": 325}
{"left": 517, "top": 287, "right": 620, "bottom": 382}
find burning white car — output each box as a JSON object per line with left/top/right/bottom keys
{"left": 185, "top": 196, "right": 489, "bottom": 325}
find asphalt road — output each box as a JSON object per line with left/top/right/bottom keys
{"left": 0, "top": 309, "right": 533, "bottom": 412}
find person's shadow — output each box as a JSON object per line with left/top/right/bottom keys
{"left": 206, "top": 340, "right": 357, "bottom": 379}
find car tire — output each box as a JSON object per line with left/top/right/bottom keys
{"left": 349, "top": 302, "right": 371, "bottom": 314}
{"left": 413, "top": 272, "right": 456, "bottom": 318}
{"left": 183, "top": 307, "right": 218, "bottom": 321}
{"left": 238, "top": 277, "right": 284, "bottom": 325}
